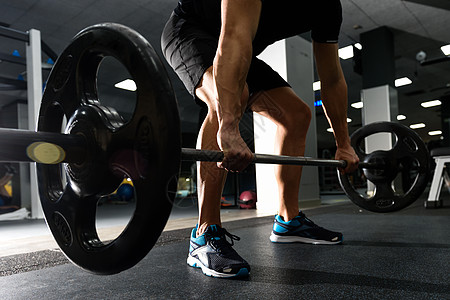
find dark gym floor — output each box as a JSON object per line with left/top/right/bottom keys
{"left": 0, "top": 198, "right": 449, "bottom": 300}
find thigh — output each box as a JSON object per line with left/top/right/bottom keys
{"left": 246, "top": 57, "right": 290, "bottom": 96}
{"left": 161, "top": 12, "right": 218, "bottom": 97}
{"left": 195, "top": 55, "right": 292, "bottom": 111}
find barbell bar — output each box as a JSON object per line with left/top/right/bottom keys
{"left": 181, "top": 148, "right": 380, "bottom": 169}
{"left": 0, "top": 127, "right": 381, "bottom": 170}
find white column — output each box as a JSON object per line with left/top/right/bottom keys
{"left": 26, "top": 29, "right": 43, "bottom": 219}
{"left": 253, "top": 36, "right": 319, "bottom": 213}
{"left": 427, "top": 157, "right": 446, "bottom": 201}
{"left": 361, "top": 85, "right": 398, "bottom": 192}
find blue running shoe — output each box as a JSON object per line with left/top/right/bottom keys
{"left": 270, "top": 212, "right": 343, "bottom": 245}
{"left": 187, "top": 225, "right": 250, "bottom": 278}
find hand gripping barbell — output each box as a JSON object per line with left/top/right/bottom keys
{"left": 0, "top": 24, "right": 430, "bottom": 275}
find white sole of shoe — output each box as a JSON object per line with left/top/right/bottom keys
{"left": 270, "top": 233, "right": 342, "bottom": 245}
{"left": 187, "top": 255, "right": 249, "bottom": 278}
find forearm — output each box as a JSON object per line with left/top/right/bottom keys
{"left": 213, "top": 35, "right": 252, "bottom": 129}
{"left": 212, "top": 0, "right": 260, "bottom": 131}
{"left": 321, "top": 77, "right": 351, "bottom": 148}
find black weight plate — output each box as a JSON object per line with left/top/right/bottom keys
{"left": 37, "top": 23, "right": 181, "bottom": 274}
{"left": 338, "top": 122, "right": 430, "bottom": 213}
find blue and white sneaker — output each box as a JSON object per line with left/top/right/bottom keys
{"left": 270, "top": 212, "right": 343, "bottom": 245}
{"left": 187, "top": 225, "right": 250, "bottom": 278}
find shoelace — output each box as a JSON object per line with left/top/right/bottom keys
{"left": 297, "top": 212, "right": 322, "bottom": 229}
{"left": 207, "top": 228, "right": 240, "bottom": 254}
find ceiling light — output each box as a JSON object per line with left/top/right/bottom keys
{"left": 395, "top": 77, "right": 412, "bottom": 87}
{"left": 347, "top": 118, "right": 352, "bottom": 123}
{"left": 397, "top": 115, "right": 406, "bottom": 120}
{"left": 354, "top": 43, "right": 362, "bottom": 50}
{"left": 338, "top": 45, "right": 354, "bottom": 60}
{"left": 351, "top": 102, "right": 363, "bottom": 109}
{"left": 410, "top": 123, "right": 425, "bottom": 129}
{"left": 441, "top": 44, "right": 450, "bottom": 56}
{"left": 115, "top": 79, "right": 137, "bottom": 91}
{"left": 327, "top": 128, "right": 333, "bottom": 133}
{"left": 421, "top": 99, "right": 441, "bottom": 108}
{"left": 313, "top": 81, "right": 321, "bottom": 91}
{"left": 428, "top": 130, "right": 442, "bottom": 136}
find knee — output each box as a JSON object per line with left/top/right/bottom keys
{"left": 281, "top": 100, "right": 311, "bottom": 134}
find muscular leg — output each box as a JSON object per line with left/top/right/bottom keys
{"left": 250, "top": 87, "right": 312, "bottom": 221}
{"left": 195, "top": 70, "right": 310, "bottom": 230}
{"left": 195, "top": 66, "right": 250, "bottom": 236}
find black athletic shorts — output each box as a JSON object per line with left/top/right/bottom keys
{"left": 161, "top": 0, "right": 342, "bottom": 105}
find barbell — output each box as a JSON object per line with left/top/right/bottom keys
{"left": 0, "top": 23, "right": 430, "bottom": 275}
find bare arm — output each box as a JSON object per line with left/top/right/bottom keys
{"left": 213, "top": 0, "right": 262, "bottom": 171}
{"left": 313, "top": 41, "right": 359, "bottom": 172}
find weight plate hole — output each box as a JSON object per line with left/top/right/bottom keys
{"left": 97, "top": 56, "right": 137, "bottom": 128}
{"left": 167, "top": 171, "right": 197, "bottom": 209}
{"left": 95, "top": 177, "right": 136, "bottom": 244}
{"left": 364, "top": 132, "right": 394, "bottom": 151}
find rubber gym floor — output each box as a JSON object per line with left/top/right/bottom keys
{"left": 0, "top": 196, "right": 449, "bottom": 300}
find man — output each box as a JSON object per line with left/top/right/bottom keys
{"left": 161, "top": 0, "right": 359, "bottom": 278}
